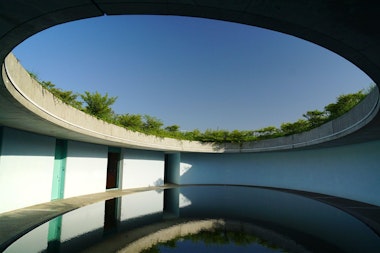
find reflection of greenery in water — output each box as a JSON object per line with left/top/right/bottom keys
{"left": 141, "top": 230, "right": 288, "bottom": 253}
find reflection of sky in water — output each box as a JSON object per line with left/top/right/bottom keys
{"left": 159, "top": 240, "right": 283, "bottom": 253}
{"left": 4, "top": 186, "right": 380, "bottom": 253}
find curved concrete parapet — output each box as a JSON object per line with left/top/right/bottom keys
{"left": 239, "top": 86, "right": 380, "bottom": 152}
{"left": 1, "top": 53, "right": 380, "bottom": 153}
{"left": 1, "top": 1, "right": 380, "bottom": 152}
{"left": 2, "top": 53, "right": 218, "bottom": 153}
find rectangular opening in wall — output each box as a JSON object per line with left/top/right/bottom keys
{"left": 106, "top": 152, "right": 120, "bottom": 189}
{"left": 164, "top": 154, "right": 169, "bottom": 184}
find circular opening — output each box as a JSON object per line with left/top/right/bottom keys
{"left": 13, "top": 15, "right": 373, "bottom": 133}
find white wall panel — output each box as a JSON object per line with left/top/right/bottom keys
{"left": 0, "top": 128, "right": 55, "bottom": 213}
{"left": 181, "top": 140, "right": 380, "bottom": 206}
{"left": 122, "top": 149, "right": 164, "bottom": 189}
{"left": 64, "top": 141, "right": 107, "bottom": 198}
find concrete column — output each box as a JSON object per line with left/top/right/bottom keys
{"left": 51, "top": 139, "right": 67, "bottom": 200}
{"left": 164, "top": 153, "right": 180, "bottom": 185}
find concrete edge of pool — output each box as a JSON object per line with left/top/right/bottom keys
{"left": 1, "top": 184, "right": 379, "bottom": 252}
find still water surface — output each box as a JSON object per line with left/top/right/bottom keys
{"left": 4, "top": 186, "right": 380, "bottom": 252}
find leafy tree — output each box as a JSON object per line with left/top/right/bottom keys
{"left": 39, "top": 81, "right": 82, "bottom": 109}
{"left": 26, "top": 68, "right": 373, "bottom": 143}
{"left": 281, "top": 119, "right": 310, "bottom": 135}
{"left": 116, "top": 114, "right": 143, "bottom": 130}
{"left": 165, "top": 124, "right": 180, "bottom": 132}
{"left": 227, "top": 130, "right": 254, "bottom": 143}
{"left": 28, "top": 71, "right": 40, "bottom": 82}
{"left": 55, "top": 90, "right": 82, "bottom": 109}
{"left": 325, "top": 91, "right": 366, "bottom": 120}
{"left": 80, "top": 91, "right": 117, "bottom": 120}
{"left": 184, "top": 129, "right": 201, "bottom": 140}
{"left": 302, "top": 109, "right": 328, "bottom": 128}
{"left": 142, "top": 115, "right": 164, "bottom": 132}
{"left": 253, "top": 126, "right": 281, "bottom": 138}
{"left": 40, "top": 80, "right": 55, "bottom": 90}
{"left": 198, "top": 129, "right": 230, "bottom": 143}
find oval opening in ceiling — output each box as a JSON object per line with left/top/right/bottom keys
{"left": 13, "top": 15, "right": 373, "bottom": 133}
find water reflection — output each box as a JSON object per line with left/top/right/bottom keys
{"left": 4, "top": 186, "right": 380, "bottom": 253}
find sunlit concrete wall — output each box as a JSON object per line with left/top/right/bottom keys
{"left": 122, "top": 149, "right": 165, "bottom": 189}
{"left": 1, "top": 124, "right": 379, "bottom": 214}
{"left": 180, "top": 140, "right": 380, "bottom": 206}
{"left": 64, "top": 141, "right": 108, "bottom": 198}
{"left": 0, "top": 127, "right": 55, "bottom": 213}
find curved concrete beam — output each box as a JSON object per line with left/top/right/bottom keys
{"left": 1, "top": 1, "right": 380, "bottom": 152}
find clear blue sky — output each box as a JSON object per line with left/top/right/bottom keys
{"left": 13, "top": 15, "right": 373, "bottom": 131}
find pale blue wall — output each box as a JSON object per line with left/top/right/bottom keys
{"left": 180, "top": 140, "right": 380, "bottom": 206}
{"left": 64, "top": 141, "right": 108, "bottom": 198}
{"left": 0, "top": 127, "right": 55, "bottom": 213}
{"left": 122, "top": 149, "right": 165, "bottom": 188}
{"left": 1, "top": 125, "right": 379, "bottom": 213}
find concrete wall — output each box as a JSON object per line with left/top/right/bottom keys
{"left": 0, "top": 127, "right": 55, "bottom": 213}
{"left": 122, "top": 149, "right": 165, "bottom": 189}
{"left": 1, "top": 125, "right": 379, "bottom": 215}
{"left": 64, "top": 141, "right": 108, "bottom": 198}
{"left": 181, "top": 140, "right": 380, "bottom": 206}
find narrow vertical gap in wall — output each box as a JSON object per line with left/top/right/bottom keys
{"left": 107, "top": 147, "right": 121, "bottom": 190}
{"left": 51, "top": 139, "right": 67, "bottom": 200}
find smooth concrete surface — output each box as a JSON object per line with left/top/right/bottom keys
{"left": 0, "top": 185, "right": 379, "bottom": 252}
{"left": 2, "top": 52, "right": 379, "bottom": 153}
{"left": 64, "top": 141, "right": 108, "bottom": 198}
{"left": 1, "top": 2, "right": 380, "bottom": 152}
{"left": 181, "top": 139, "right": 380, "bottom": 206}
{"left": 0, "top": 127, "right": 55, "bottom": 212}
{"left": 122, "top": 149, "right": 165, "bottom": 188}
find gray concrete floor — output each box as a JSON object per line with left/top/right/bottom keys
{"left": 1, "top": 185, "right": 379, "bottom": 251}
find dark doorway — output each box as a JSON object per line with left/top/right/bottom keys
{"left": 106, "top": 152, "right": 120, "bottom": 189}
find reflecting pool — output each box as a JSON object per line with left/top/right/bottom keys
{"left": 4, "top": 186, "right": 380, "bottom": 252}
